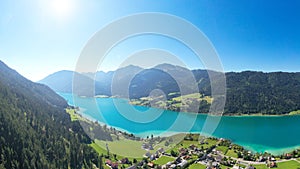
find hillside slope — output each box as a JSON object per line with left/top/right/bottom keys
{"left": 0, "top": 60, "right": 102, "bottom": 169}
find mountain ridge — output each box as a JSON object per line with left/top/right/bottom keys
{"left": 39, "top": 63, "right": 300, "bottom": 115}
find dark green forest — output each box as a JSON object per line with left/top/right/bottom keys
{"left": 40, "top": 64, "right": 300, "bottom": 115}
{"left": 224, "top": 71, "right": 300, "bottom": 115}
{"left": 0, "top": 60, "right": 103, "bottom": 168}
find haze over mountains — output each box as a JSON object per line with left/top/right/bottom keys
{"left": 39, "top": 64, "right": 300, "bottom": 115}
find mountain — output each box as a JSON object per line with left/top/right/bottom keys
{"left": 0, "top": 60, "right": 102, "bottom": 169}
{"left": 38, "top": 70, "right": 74, "bottom": 93}
{"left": 0, "top": 63, "right": 68, "bottom": 108}
{"left": 38, "top": 70, "right": 97, "bottom": 95}
{"left": 39, "top": 64, "right": 300, "bottom": 115}
{"left": 224, "top": 71, "right": 300, "bottom": 114}
{"left": 39, "top": 64, "right": 210, "bottom": 98}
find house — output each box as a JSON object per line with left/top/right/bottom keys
{"left": 105, "top": 159, "right": 112, "bottom": 166}
{"left": 179, "top": 148, "right": 188, "bottom": 156}
{"left": 212, "top": 161, "right": 219, "bottom": 167}
{"left": 170, "top": 164, "right": 176, "bottom": 169}
{"left": 258, "top": 156, "right": 266, "bottom": 162}
{"left": 175, "top": 156, "right": 182, "bottom": 163}
{"left": 144, "top": 151, "right": 151, "bottom": 158}
{"left": 189, "top": 144, "right": 197, "bottom": 150}
{"left": 121, "top": 158, "right": 129, "bottom": 164}
{"left": 154, "top": 152, "right": 160, "bottom": 158}
{"left": 147, "top": 162, "right": 155, "bottom": 168}
{"left": 158, "top": 147, "right": 165, "bottom": 153}
{"left": 150, "top": 154, "right": 156, "bottom": 161}
{"left": 269, "top": 161, "right": 277, "bottom": 168}
{"left": 142, "top": 143, "right": 153, "bottom": 150}
{"left": 137, "top": 161, "right": 144, "bottom": 167}
{"left": 111, "top": 162, "right": 118, "bottom": 169}
{"left": 177, "top": 160, "right": 188, "bottom": 168}
{"left": 183, "top": 155, "right": 191, "bottom": 160}
{"left": 286, "top": 153, "right": 292, "bottom": 159}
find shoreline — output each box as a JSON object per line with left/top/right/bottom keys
{"left": 70, "top": 106, "right": 300, "bottom": 156}
{"left": 129, "top": 102, "right": 300, "bottom": 117}
{"left": 68, "top": 92, "right": 300, "bottom": 117}
{"left": 60, "top": 92, "right": 300, "bottom": 156}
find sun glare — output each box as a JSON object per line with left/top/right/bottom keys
{"left": 42, "top": 0, "right": 76, "bottom": 21}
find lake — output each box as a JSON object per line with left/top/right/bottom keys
{"left": 59, "top": 92, "right": 300, "bottom": 155}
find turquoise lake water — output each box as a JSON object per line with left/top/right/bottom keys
{"left": 59, "top": 92, "right": 300, "bottom": 155}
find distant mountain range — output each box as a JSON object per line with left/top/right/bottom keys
{"left": 39, "top": 64, "right": 300, "bottom": 115}
{"left": 39, "top": 64, "right": 214, "bottom": 98}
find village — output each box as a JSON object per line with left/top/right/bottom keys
{"left": 102, "top": 134, "right": 300, "bottom": 169}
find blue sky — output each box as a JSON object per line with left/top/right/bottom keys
{"left": 0, "top": 0, "right": 299, "bottom": 81}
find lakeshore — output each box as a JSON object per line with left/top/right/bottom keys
{"left": 66, "top": 108, "right": 300, "bottom": 169}
{"left": 59, "top": 92, "right": 300, "bottom": 156}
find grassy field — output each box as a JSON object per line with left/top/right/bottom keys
{"left": 153, "top": 156, "right": 175, "bottom": 165}
{"left": 188, "top": 163, "right": 206, "bottom": 169}
{"left": 94, "top": 139, "right": 146, "bottom": 158}
{"left": 253, "top": 160, "right": 300, "bottom": 169}
{"left": 201, "top": 138, "right": 218, "bottom": 149}
{"left": 225, "top": 149, "right": 238, "bottom": 158}
{"left": 90, "top": 140, "right": 144, "bottom": 163}
{"left": 289, "top": 110, "right": 300, "bottom": 115}
{"left": 178, "top": 140, "right": 198, "bottom": 148}
{"left": 216, "top": 146, "right": 229, "bottom": 154}
{"left": 65, "top": 108, "right": 89, "bottom": 122}
{"left": 66, "top": 108, "right": 79, "bottom": 121}
{"left": 172, "top": 93, "right": 213, "bottom": 104}
{"left": 90, "top": 142, "right": 107, "bottom": 155}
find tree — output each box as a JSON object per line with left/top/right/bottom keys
{"left": 133, "top": 159, "right": 137, "bottom": 164}
{"left": 170, "top": 150, "right": 178, "bottom": 157}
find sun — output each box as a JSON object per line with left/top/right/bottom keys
{"left": 51, "top": 0, "right": 73, "bottom": 18}
{"left": 41, "top": 0, "right": 76, "bottom": 21}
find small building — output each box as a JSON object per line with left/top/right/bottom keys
{"left": 105, "top": 159, "right": 112, "bottom": 166}
{"left": 111, "top": 162, "right": 118, "bottom": 169}
{"left": 170, "top": 164, "right": 176, "bottom": 169}
{"left": 286, "top": 153, "right": 292, "bottom": 159}
{"left": 121, "top": 158, "right": 129, "bottom": 164}
{"left": 178, "top": 160, "right": 188, "bottom": 168}
{"left": 270, "top": 161, "right": 277, "bottom": 168}
{"left": 147, "top": 162, "right": 154, "bottom": 168}
{"left": 144, "top": 151, "right": 151, "bottom": 158}
{"left": 189, "top": 144, "right": 197, "bottom": 150}
{"left": 150, "top": 154, "right": 156, "bottom": 161}
{"left": 212, "top": 161, "right": 219, "bottom": 167}
{"left": 158, "top": 147, "right": 165, "bottom": 153}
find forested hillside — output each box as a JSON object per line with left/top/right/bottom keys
{"left": 0, "top": 60, "right": 102, "bottom": 169}
{"left": 40, "top": 64, "right": 300, "bottom": 115}
{"left": 224, "top": 71, "right": 300, "bottom": 115}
